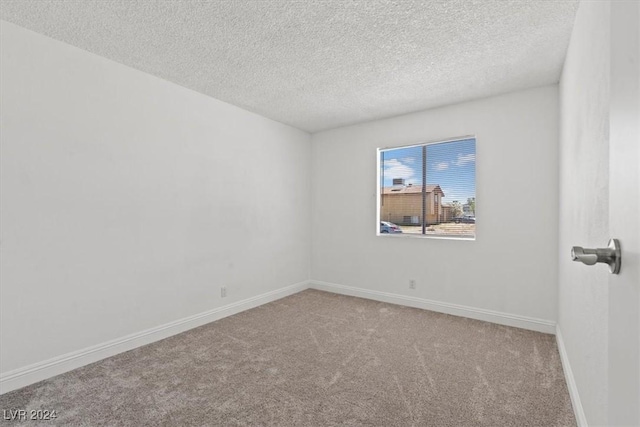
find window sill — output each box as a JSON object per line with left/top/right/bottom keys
{"left": 376, "top": 233, "right": 475, "bottom": 241}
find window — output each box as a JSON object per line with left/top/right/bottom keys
{"left": 377, "top": 136, "right": 476, "bottom": 239}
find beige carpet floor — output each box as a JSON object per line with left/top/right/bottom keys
{"left": 0, "top": 289, "right": 575, "bottom": 426}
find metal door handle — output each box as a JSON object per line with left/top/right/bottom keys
{"left": 571, "top": 238, "right": 621, "bottom": 274}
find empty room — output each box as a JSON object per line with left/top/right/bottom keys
{"left": 1, "top": 1, "right": 638, "bottom": 426}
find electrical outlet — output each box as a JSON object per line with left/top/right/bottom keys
{"left": 409, "top": 279, "right": 416, "bottom": 289}
{"left": 221, "top": 286, "right": 227, "bottom": 298}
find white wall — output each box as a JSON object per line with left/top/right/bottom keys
{"left": 311, "top": 85, "right": 559, "bottom": 324}
{"left": 558, "top": 1, "right": 610, "bottom": 425}
{"left": 0, "top": 22, "right": 311, "bottom": 375}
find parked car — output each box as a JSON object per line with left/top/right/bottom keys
{"left": 380, "top": 221, "right": 403, "bottom": 233}
{"left": 453, "top": 215, "right": 475, "bottom": 224}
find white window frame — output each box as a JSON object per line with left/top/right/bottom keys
{"left": 376, "top": 135, "right": 476, "bottom": 241}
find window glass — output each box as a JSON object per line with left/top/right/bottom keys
{"left": 379, "top": 137, "right": 476, "bottom": 239}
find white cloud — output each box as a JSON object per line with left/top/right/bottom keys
{"left": 455, "top": 153, "right": 476, "bottom": 167}
{"left": 435, "top": 162, "right": 449, "bottom": 171}
{"left": 401, "top": 157, "right": 416, "bottom": 164}
{"left": 383, "top": 158, "right": 415, "bottom": 181}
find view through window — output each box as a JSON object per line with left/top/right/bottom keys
{"left": 378, "top": 137, "right": 476, "bottom": 239}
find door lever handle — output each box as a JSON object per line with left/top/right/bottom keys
{"left": 571, "top": 238, "right": 621, "bottom": 274}
{"left": 571, "top": 247, "right": 598, "bottom": 265}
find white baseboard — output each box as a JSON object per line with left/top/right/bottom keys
{"left": 556, "top": 325, "right": 588, "bottom": 427}
{"left": 309, "top": 280, "right": 556, "bottom": 334}
{"left": 0, "top": 280, "right": 310, "bottom": 395}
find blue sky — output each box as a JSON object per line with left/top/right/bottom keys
{"left": 380, "top": 138, "right": 476, "bottom": 204}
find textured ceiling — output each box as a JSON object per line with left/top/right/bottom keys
{"left": 0, "top": 1, "right": 579, "bottom": 132}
